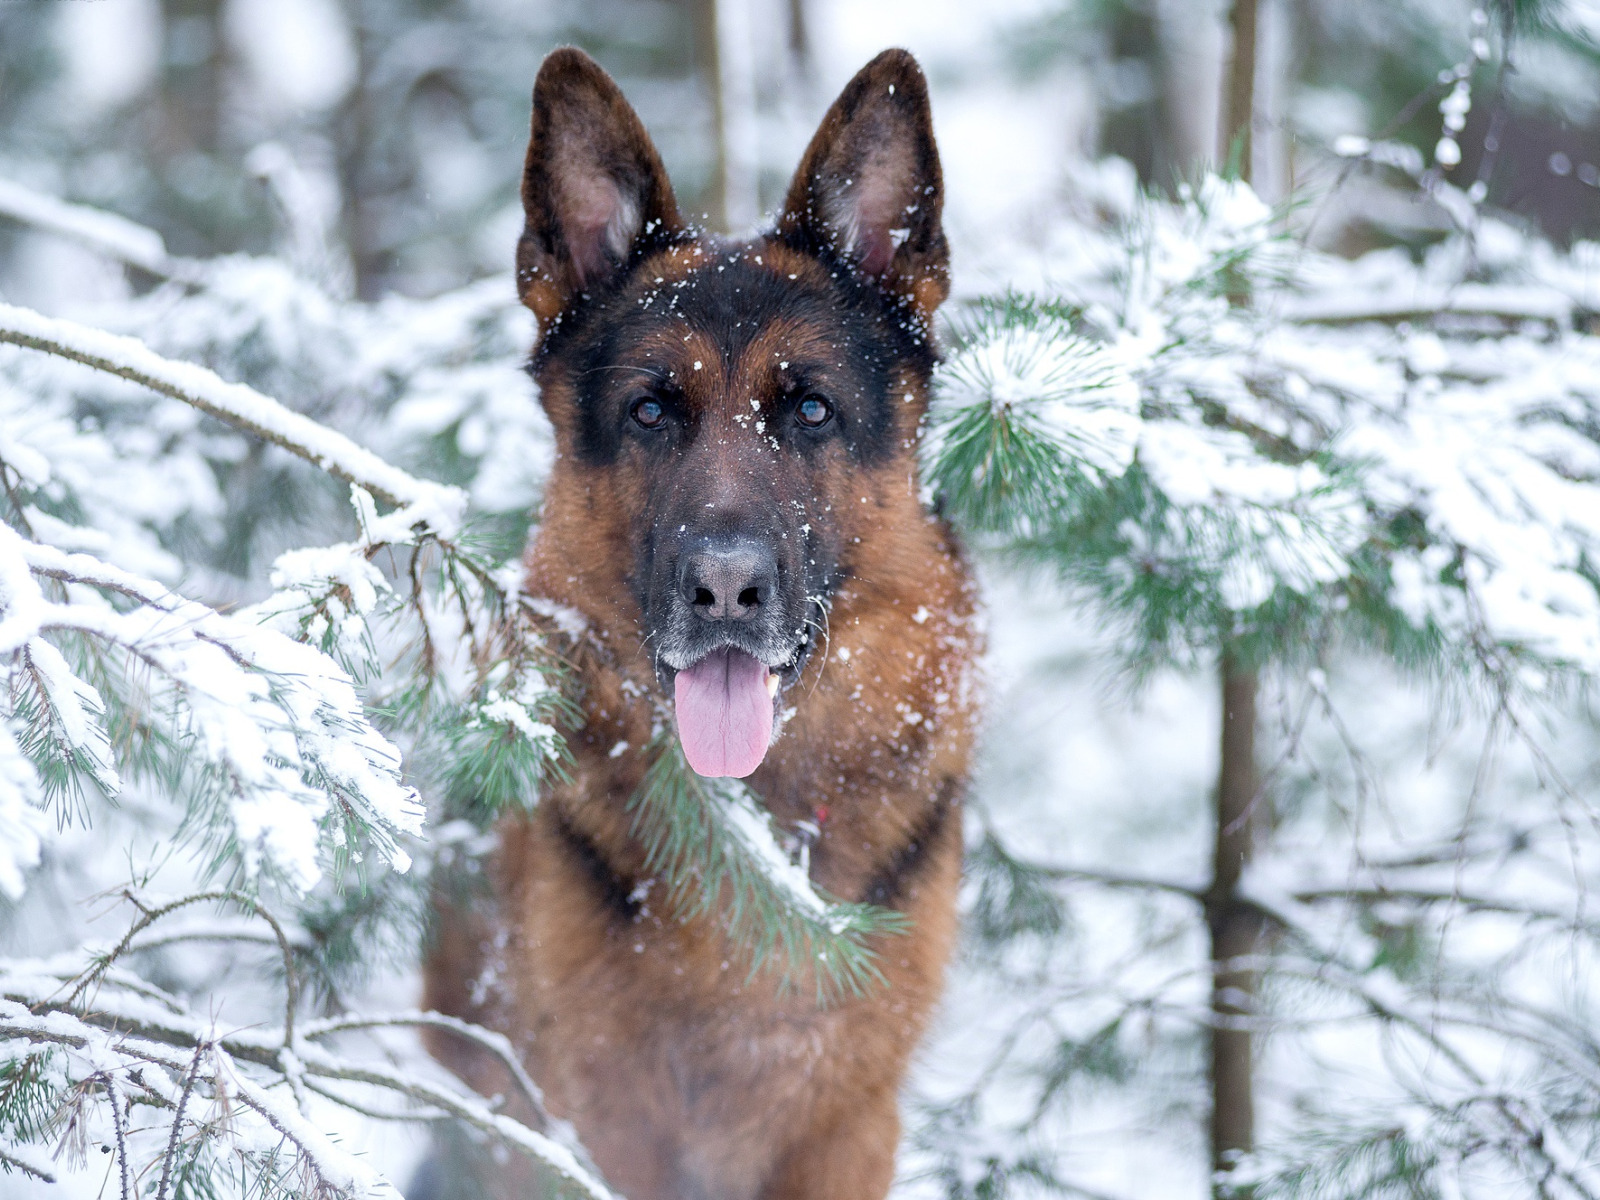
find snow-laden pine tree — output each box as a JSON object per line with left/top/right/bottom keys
{"left": 5, "top": 2, "right": 1600, "bottom": 1197}
{"left": 912, "top": 132, "right": 1600, "bottom": 1200}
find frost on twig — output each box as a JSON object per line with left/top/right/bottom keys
{"left": 0, "top": 890, "right": 616, "bottom": 1200}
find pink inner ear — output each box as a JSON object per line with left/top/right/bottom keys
{"left": 561, "top": 174, "right": 640, "bottom": 286}
{"left": 833, "top": 146, "right": 914, "bottom": 278}
{"left": 856, "top": 221, "right": 895, "bottom": 276}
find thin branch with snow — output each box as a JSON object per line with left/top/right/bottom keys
{"left": 0, "top": 178, "right": 202, "bottom": 283}
{"left": 0, "top": 300, "right": 464, "bottom": 523}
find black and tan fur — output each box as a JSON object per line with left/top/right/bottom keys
{"left": 423, "top": 46, "right": 980, "bottom": 1200}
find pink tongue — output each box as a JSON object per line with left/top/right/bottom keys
{"left": 673, "top": 647, "right": 775, "bottom": 778}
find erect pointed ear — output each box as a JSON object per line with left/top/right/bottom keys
{"left": 777, "top": 49, "right": 949, "bottom": 320}
{"left": 517, "top": 47, "right": 683, "bottom": 328}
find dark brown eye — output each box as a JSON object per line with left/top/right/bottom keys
{"left": 796, "top": 395, "right": 833, "bottom": 428}
{"left": 630, "top": 397, "right": 665, "bottom": 430}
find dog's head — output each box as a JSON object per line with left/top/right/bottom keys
{"left": 521, "top": 47, "right": 948, "bottom": 778}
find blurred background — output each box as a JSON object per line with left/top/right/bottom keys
{"left": 3, "top": 2, "right": 1600, "bottom": 1199}
{"left": 4, "top": 0, "right": 1599, "bottom": 309}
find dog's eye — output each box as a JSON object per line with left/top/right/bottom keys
{"left": 630, "top": 397, "right": 666, "bottom": 430}
{"left": 796, "top": 395, "right": 834, "bottom": 428}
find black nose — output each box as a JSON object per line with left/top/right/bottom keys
{"left": 678, "top": 540, "right": 777, "bottom": 622}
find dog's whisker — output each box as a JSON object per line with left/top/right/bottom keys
{"left": 804, "top": 595, "right": 833, "bottom": 695}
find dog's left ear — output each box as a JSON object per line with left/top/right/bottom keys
{"left": 777, "top": 49, "right": 949, "bottom": 321}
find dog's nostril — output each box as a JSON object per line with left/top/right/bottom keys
{"left": 679, "top": 540, "right": 778, "bottom": 622}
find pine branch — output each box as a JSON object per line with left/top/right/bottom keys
{"left": 0, "top": 983, "right": 617, "bottom": 1200}
{"left": 928, "top": 301, "right": 1139, "bottom": 536}
{"left": 1, "top": 524, "right": 424, "bottom": 890}
{"left": 630, "top": 736, "right": 909, "bottom": 1002}
{"left": 0, "top": 1140, "right": 55, "bottom": 1183}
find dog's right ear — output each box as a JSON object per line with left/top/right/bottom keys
{"left": 517, "top": 48, "right": 683, "bottom": 328}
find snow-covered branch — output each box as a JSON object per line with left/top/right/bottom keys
{"left": 630, "top": 736, "right": 908, "bottom": 1001}
{"left": 0, "top": 300, "right": 464, "bottom": 524}
{"left": 1278, "top": 283, "right": 1574, "bottom": 327}
{"left": 0, "top": 961, "right": 617, "bottom": 1200}
{"left": 1, "top": 523, "right": 423, "bottom": 891}
{"left": 0, "top": 178, "right": 202, "bottom": 283}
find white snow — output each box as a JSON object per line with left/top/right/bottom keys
{"left": 2, "top": 527, "right": 423, "bottom": 892}
{"left": 0, "top": 725, "right": 46, "bottom": 901}
{"left": 22, "top": 636, "right": 121, "bottom": 799}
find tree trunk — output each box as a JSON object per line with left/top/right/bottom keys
{"left": 786, "top": 0, "right": 811, "bottom": 76}
{"left": 158, "top": 0, "right": 227, "bottom": 159}
{"left": 1210, "top": 12, "right": 1270, "bottom": 1191}
{"left": 1155, "top": 0, "right": 1225, "bottom": 173}
{"left": 1207, "top": 651, "right": 1263, "bottom": 1193}
{"left": 694, "top": 0, "right": 760, "bottom": 233}
{"left": 1222, "top": 0, "right": 1258, "bottom": 183}
{"left": 337, "top": 1, "right": 384, "bottom": 301}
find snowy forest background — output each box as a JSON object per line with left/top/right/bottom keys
{"left": 2, "top": 0, "right": 1600, "bottom": 1197}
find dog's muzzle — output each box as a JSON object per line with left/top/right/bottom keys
{"left": 654, "top": 535, "right": 815, "bottom": 779}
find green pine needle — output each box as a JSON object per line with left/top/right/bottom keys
{"left": 628, "top": 735, "right": 909, "bottom": 1005}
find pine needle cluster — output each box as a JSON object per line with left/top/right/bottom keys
{"left": 630, "top": 737, "right": 908, "bottom": 1002}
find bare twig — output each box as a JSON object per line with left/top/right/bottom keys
{"left": 101, "top": 1072, "right": 132, "bottom": 1200}
{"left": 0, "top": 1143, "right": 56, "bottom": 1182}
{"left": 0, "top": 992, "right": 616, "bottom": 1200}
{"left": 71, "top": 891, "right": 301, "bottom": 1050}
{"left": 154, "top": 1043, "right": 206, "bottom": 1200}
{"left": 1022, "top": 861, "right": 1206, "bottom": 903}
{"left": 299, "top": 1010, "right": 559, "bottom": 1135}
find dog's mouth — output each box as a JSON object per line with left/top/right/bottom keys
{"left": 662, "top": 609, "right": 818, "bottom": 779}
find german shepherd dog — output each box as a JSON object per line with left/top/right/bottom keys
{"left": 423, "top": 46, "right": 979, "bottom": 1200}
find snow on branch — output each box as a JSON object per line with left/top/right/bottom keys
{"left": 1, "top": 523, "right": 423, "bottom": 891}
{"left": 0, "top": 300, "right": 465, "bottom": 526}
{"left": 0, "top": 888, "right": 618, "bottom": 1200}
{"left": 1279, "top": 284, "right": 1574, "bottom": 327}
{"left": 0, "top": 989, "right": 614, "bottom": 1200}
{"left": 630, "top": 737, "right": 908, "bottom": 1001}
{"left": 930, "top": 174, "right": 1600, "bottom": 684}
{"left": 0, "top": 178, "right": 202, "bottom": 283}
